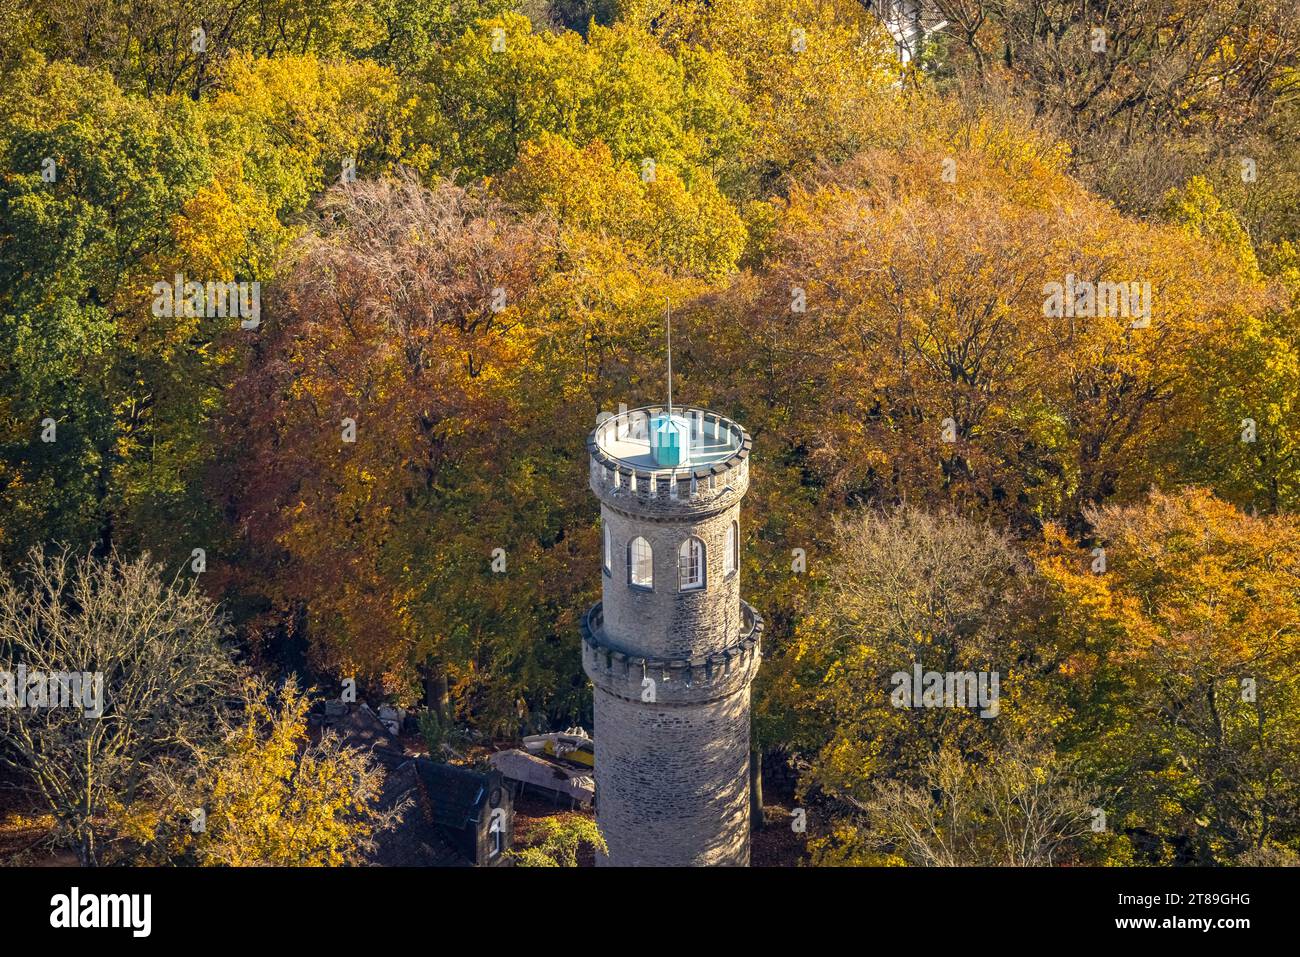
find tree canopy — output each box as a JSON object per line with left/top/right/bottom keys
{"left": 2, "top": 0, "right": 1299, "bottom": 867}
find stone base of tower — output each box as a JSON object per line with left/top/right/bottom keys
{"left": 592, "top": 685, "right": 751, "bottom": 867}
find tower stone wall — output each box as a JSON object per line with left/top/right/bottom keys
{"left": 583, "top": 406, "right": 761, "bottom": 866}
{"left": 598, "top": 500, "right": 742, "bottom": 659}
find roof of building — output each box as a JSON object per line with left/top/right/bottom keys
{"left": 414, "top": 759, "right": 501, "bottom": 830}
{"left": 321, "top": 702, "right": 503, "bottom": 866}
{"left": 371, "top": 759, "right": 467, "bottom": 867}
{"left": 326, "top": 702, "right": 408, "bottom": 769}
{"left": 489, "top": 749, "right": 595, "bottom": 807}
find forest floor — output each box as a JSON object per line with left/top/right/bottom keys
{"left": 752, "top": 803, "right": 813, "bottom": 866}
{"left": 0, "top": 784, "right": 73, "bottom": 866}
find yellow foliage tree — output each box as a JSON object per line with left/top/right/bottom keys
{"left": 1035, "top": 488, "right": 1300, "bottom": 863}
{"left": 182, "top": 678, "right": 406, "bottom": 867}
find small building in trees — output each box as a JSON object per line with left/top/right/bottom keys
{"left": 414, "top": 759, "right": 513, "bottom": 867}
{"left": 872, "top": 1, "right": 947, "bottom": 66}
{"left": 322, "top": 702, "right": 513, "bottom": 866}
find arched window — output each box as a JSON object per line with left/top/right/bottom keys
{"left": 603, "top": 523, "right": 612, "bottom": 575}
{"left": 724, "top": 521, "right": 738, "bottom": 576}
{"left": 628, "top": 537, "right": 653, "bottom": 589}
{"left": 679, "top": 537, "right": 705, "bottom": 591}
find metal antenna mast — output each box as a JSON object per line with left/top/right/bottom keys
{"left": 666, "top": 297, "right": 673, "bottom": 418}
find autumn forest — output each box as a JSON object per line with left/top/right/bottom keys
{"left": 2, "top": 0, "right": 1300, "bottom": 870}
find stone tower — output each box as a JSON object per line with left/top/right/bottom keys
{"left": 582, "top": 405, "right": 762, "bottom": 866}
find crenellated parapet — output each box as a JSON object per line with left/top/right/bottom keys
{"left": 588, "top": 406, "right": 751, "bottom": 519}
{"left": 581, "top": 601, "right": 763, "bottom": 706}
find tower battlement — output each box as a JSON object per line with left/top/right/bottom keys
{"left": 588, "top": 406, "right": 751, "bottom": 517}
{"left": 581, "top": 601, "right": 763, "bottom": 706}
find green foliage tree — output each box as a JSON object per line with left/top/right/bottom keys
{"left": 511, "top": 814, "right": 607, "bottom": 866}
{"left": 0, "top": 55, "right": 215, "bottom": 560}
{"left": 411, "top": 13, "right": 746, "bottom": 180}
